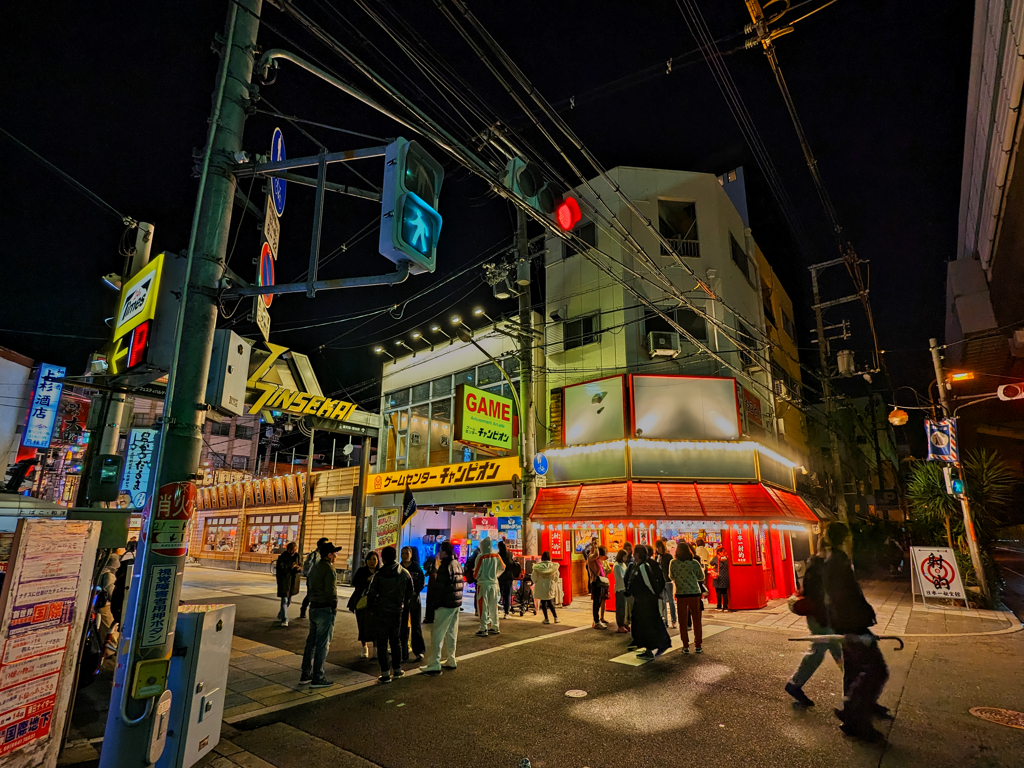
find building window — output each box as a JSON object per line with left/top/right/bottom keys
{"left": 407, "top": 403, "right": 430, "bottom": 469}
{"left": 429, "top": 398, "right": 452, "bottom": 466}
{"left": 737, "top": 322, "right": 758, "bottom": 368}
{"left": 782, "top": 312, "right": 797, "bottom": 342}
{"left": 761, "top": 281, "right": 776, "bottom": 328}
{"left": 245, "top": 514, "right": 300, "bottom": 554}
{"left": 386, "top": 389, "right": 410, "bottom": 409}
{"left": 412, "top": 382, "right": 431, "bottom": 404}
{"left": 658, "top": 200, "right": 699, "bottom": 257}
{"left": 563, "top": 221, "right": 597, "bottom": 259}
{"left": 208, "top": 452, "right": 227, "bottom": 468}
{"left": 320, "top": 497, "right": 352, "bottom": 514}
{"left": 731, "top": 236, "right": 752, "bottom": 284}
{"left": 564, "top": 315, "right": 600, "bottom": 350}
{"left": 234, "top": 425, "right": 253, "bottom": 440}
{"left": 431, "top": 375, "right": 453, "bottom": 398}
{"left": 210, "top": 421, "right": 230, "bottom": 437}
{"left": 477, "top": 362, "right": 503, "bottom": 387}
{"left": 230, "top": 455, "right": 249, "bottom": 470}
{"left": 642, "top": 307, "right": 707, "bottom": 342}
{"left": 203, "top": 516, "right": 238, "bottom": 552}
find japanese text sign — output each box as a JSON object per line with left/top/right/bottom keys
{"left": 149, "top": 482, "right": 196, "bottom": 558}
{"left": 368, "top": 456, "right": 521, "bottom": 495}
{"left": 140, "top": 565, "right": 176, "bottom": 647}
{"left": 910, "top": 546, "right": 965, "bottom": 600}
{"left": 730, "top": 526, "right": 751, "bottom": 565}
{"left": 21, "top": 364, "right": 66, "bottom": 449}
{"left": 454, "top": 384, "right": 514, "bottom": 451}
{"left": 120, "top": 428, "right": 159, "bottom": 509}
{"left": 374, "top": 508, "right": 400, "bottom": 549}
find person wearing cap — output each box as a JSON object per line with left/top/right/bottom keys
{"left": 299, "top": 537, "right": 331, "bottom": 620}
{"left": 300, "top": 540, "right": 341, "bottom": 689}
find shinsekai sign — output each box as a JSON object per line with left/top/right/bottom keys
{"left": 454, "top": 383, "right": 514, "bottom": 451}
{"left": 247, "top": 342, "right": 356, "bottom": 422}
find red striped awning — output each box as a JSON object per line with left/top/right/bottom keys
{"left": 529, "top": 481, "right": 815, "bottom": 522}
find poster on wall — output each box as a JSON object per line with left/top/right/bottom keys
{"left": 470, "top": 517, "right": 499, "bottom": 543}
{"left": 0, "top": 519, "right": 99, "bottom": 766}
{"left": 754, "top": 525, "right": 765, "bottom": 565}
{"left": 549, "top": 529, "right": 564, "bottom": 558}
{"left": 563, "top": 375, "right": 626, "bottom": 446}
{"left": 730, "top": 526, "right": 752, "bottom": 565}
{"left": 374, "top": 508, "right": 400, "bottom": 549}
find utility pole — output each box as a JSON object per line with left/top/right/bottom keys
{"left": 516, "top": 209, "right": 538, "bottom": 555}
{"left": 297, "top": 420, "right": 315, "bottom": 555}
{"left": 809, "top": 261, "right": 849, "bottom": 523}
{"left": 100, "top": 3, "right": 261, "bottom": 766}
{"left": 929, "top": 337, "right": 991, "bottom": 605}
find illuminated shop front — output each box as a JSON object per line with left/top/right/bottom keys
{"left": 529, "top": 374, "right": 820, "bottom": 610}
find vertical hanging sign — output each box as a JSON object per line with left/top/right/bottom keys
{"left": 21, "top": 364, "right": 66, "bottom": 450}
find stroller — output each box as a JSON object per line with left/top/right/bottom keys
{"left": 510, "top": 559, "right": 537, "bottom": 616}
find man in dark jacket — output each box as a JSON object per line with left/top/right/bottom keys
{"left": 420, "top": 540, "right": 464, "bottom": 676}
{"left": 275, "top": 542, "right": 302, "bottom": 627}
{"left": 400, "top": 546, "right": 426, "bottom": 662}
{"left": 823, "top": 523, "right": 890, "bottom": 742}
{"left": 785, "top": 553, "right": 843, "bottom": 707}
{"left": 300, "top": 541, "right": 341, "bottom": 688}
{"left": 366, "top": 546, "right": 414, "bottom": 683}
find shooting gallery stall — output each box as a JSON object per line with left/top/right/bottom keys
{"left": 530, "top": 373, "right": 819, "bottom": 610}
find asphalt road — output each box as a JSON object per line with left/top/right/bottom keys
{"left": 993, "top": 541, "right": 1024, "bottom": 620}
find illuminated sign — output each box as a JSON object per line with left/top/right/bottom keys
{"left": 121, "top": 428, "right": 159, "bottom": 509}
{"left": 113, "top": 254, "right": 163, "bottom": 342}
{"left": 454, "top": 384, "right": 514, "bottom": 451}
{"left": 368, "top": 455, "right": 521, "bottom": 495}
{"left": 247, "top": 342, "right": 357, "bottom": 424}
{"left": 22, "top": 363, "right": 66, "bottom": 449}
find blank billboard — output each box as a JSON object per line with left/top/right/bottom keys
{"left": 563, "top": 375, "right": 626, "bottom": 446}
{"left": 631, "top": 375, "right": 740, "bottom": 441}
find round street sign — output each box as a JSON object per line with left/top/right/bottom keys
{"left": 533, "top": 452, "right": 548, "bottom": 476}
{"left": 270, "top": 127, "right": 286, "bottom": 216}
{"left": 258, "top": 242, "right": 275, "bottom": 307}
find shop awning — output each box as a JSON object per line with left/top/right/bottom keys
{"left": 530, "top": 481, "right": 816, "bottom": 522}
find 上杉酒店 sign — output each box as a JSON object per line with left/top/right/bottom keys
{"left": 454, "top": 384, "right": 514, "bottom": 451}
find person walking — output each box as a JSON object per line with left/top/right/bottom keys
{"left": 400, "top": 546, "right": 426, "bottom": 662}
{"left": 587, "top": 546, "right": 610, "bottom": 629}
{"left": 670, "top": 542, "right": 705, "bottom": 654}
{"left": 785, "top": 552, "right": 843, "bottom": 707}
{"left": 299, "top": 537, "right": 330, "bottom": 619}
{"left": 823, "top": 523, "right": 891, "bottom": 742}
{"left": 420, "top": 540, "right": 464, "bottom": 675}
{"left": 347, "top": 550, "right": 380, "bottom": 658}
{"left": 612, "top": 549, "right": 630, "bottom": 633}
{"left": 627, "top": 546, "right": 671, "bottom": 658}
{"left": 531, "top": 552, "right": 561, "bottom": 625}
{"left": 300, "top": 540, "right": 341, "bottom": 689}
{"left": 654, "top": 539, "right": 677, "bottom": 628}
{"left": 497, "top": 540, "right": 515, "bottom": 618}
{"left": 710, "top": 546, "right": 730, "bottom": 611}
{"left": 464, "top": 545, "right": 479, "bottom": 615}
{"left": 367, "top": 546, "right": 414, "bottom": 684}
{"left": 111, "top": 541, "right": 136, "bottom": 627}
{"left": 275, "top": 542, "right": 302, "bottom": 627}
{"left": 96, "top": 553, "right": 119, "bottom": 647}
{"left": 473, "top": 537, "right": 504, "bottom": 636}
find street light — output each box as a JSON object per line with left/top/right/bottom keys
{"left": 411, "top": 331, "right": 432, "bottom": 352}
{"left": 395, "top": 339, "right": 415, "bottom": 356}
{"left": 473, "top": 307, "right": 495, "bottom": 324}
{"left": 887, "top": 408, "right": 909, "bottom": 427}
{"left": 451, "top": 315, "right": 473, "bottom": 335}
{"left": 949, "top": 371, "right": 975, "bottom": 383}
{"left": 373, "top": 345, "right": 395, "bottom": 361}
{"left": 429, "top": 324, "right": 453, "bottom": 345}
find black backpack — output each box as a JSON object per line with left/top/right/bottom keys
{"left": 508, "top": 560, "right": 523, "bottom": 579}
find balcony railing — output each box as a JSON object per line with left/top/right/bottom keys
{"left": 660, "top": 237, "right": 700, "bottom": 257}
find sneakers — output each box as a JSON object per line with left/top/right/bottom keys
{"left": 554, "top": 618, "right": 561, "bottom": 624}
{"left": 299, "top": 676, "right": 312, "bottom": 685}
{"left": 636, "top": 650, "right": 655, "bottom": 659}
{"left": 393, "top": 669, "right": 406, "bottom": 678}
{"left": 281, "top": 620, "right": 289, "bottom": 627}
{"left": 310, "top": 678, "right": 333, "bottom": 689}
{"left": 420, "top": 667, "right": 443, "bottom": 676}
{"left": 542, "top": 618, "right": 550, "bottom": 625}
{"left": 360, "top": 646, "right": 369, "bottom": 658}
{"left": 695, "top": 647, "right": 703, "bottom": 654}
{"left": 683, "top": 647, "right": 690, "bottom": 654}
{"left": 377, "top": 674, "right": 392, "bottom": 684}
{"left": 653, "top": 647, "right": 668, "bottom": 657}
{"left": 593, "top": 621, "right": 608, "bottom": 630}
{"left": 442, "top": 663, "right": 457, "bottom": 670}
{"left": 839, "top": 721, "right": 886, "bottom": 743}
{"left": 414, "top": 654, "right": 424, "bottom": 662}
{"left": 786, "top": 682, "right": 814, "bottom": 707}
{"left": 488, "top": 628, "right": 500, "bottom": 635}
{"left": 475, "top": 630, "right": 489, "bottom": 637}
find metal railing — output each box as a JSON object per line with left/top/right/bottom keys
{"left": 660, "top": 237, "right": 700, "bottom": 257}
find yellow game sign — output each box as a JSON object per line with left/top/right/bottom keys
{"left": 368, "top": 455, "right": 521, "bottom": 495}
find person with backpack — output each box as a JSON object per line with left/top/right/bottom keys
{"left": 627, "top": 545, "right": 670, "bottom": 658}
{"left": 400, "top": 546, "right": 426, "bottom": 662}
{"left": 299, "top": 537, "right": 330, "bottom": 620}
{"left": 785, "top": 552, "right": 843, "bottom": 707}
{"left": 275, "top": 542, "right": 302, "bottom": 627}
{"left": 473, "top": 538, "right": 504, "bottom": 636}
{"left": 497, "top": 540, "right": 516, "bottom": 618}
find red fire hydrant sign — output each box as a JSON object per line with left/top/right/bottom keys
{"left": 149, "top": 482, "right": 197, "bottom": 558}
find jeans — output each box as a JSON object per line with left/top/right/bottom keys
{"left": 401, "top": 599, "right": 426, "bottom": 659}
{"left": 423, "top": 605, "right": 459, "bottom": 671}
{"left": 615, "top": 591, "right": 628, "bottom": 628}
{"left": 375, "top": 620, "right": 403, "bottom": 675}
{"left": 477, "top": 582, "right": 500, "bottom": 631}
{"left": 790, "top": 617, "right": 843, "bottom": 688}
{"left": 500, "top": 580, "right": 514, "bottom": 615}
{"left": 591, "top": 584, "right": 606, "bottom": 623}
{"left": 660, "top": 584, "right": 677, "bottom": 624}
{"left": 676, "top": 596, "right": 702, "bottom": 648}
{"left": 715, "top": 587, "right": 729, "bottom": 610}
{"left": 277, "top": 596, "right": 291, "bottom": 623}
{"left": 300, "top": 607, "right": 336, "bottom": 683}
{"left": 842, "top": 634, "right": 889, "bottom": 729}
{"left": 300, "top": 592, "right": 310, "bottom": 617}
{"left": 540, "top": 599, "right": 558, "bottom": 621}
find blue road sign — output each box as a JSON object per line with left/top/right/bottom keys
{"left": 533, "top": 452, "right": 548, "bottom": 476}
{"left": 271, "top": 127, "right": 286, "bottom": 216}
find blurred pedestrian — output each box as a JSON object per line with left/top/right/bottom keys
{"left": 300, "top": 537, "right": 330, "bottom": 619}
{"left": 670, "top": 542, "right": 705, "bottom": 654}
{"left": 367, "top": 546, "right": 414, "bottom": 684}
{"left": 628, "top": 546, "right": 670, "bottom": 658}
{"left": 424, "top": 550, "right": 438, "bottom": 624}
{"left": 531, "top": 551, "right": 561, "bottom": 625}
{"left": 111, "top": 541, "right": 136, "bottom": 626}
{"left": 622, "top": 540, "right": 634, "bottom": 564}
{"left": 96, "top": 553, "right": 119, "bottom": 646}
{"left": 613, "top": 549, "right": 630, "bottom": 633}
{"left": 275, "top": 542, "right": 302, "bottom": 627}
{"left": 473, "top": 538, "right": 504, "bottom": 636}
{"left": 587, "top": 546, "right": 610, "bottom": 629}
{"left": 348, "top": 550, "right": 379, "bottom": 658}
{"left": 464, "top": 545, "right": 479, "bottom": 615}
{"left": 498, "top": 540, "right": 515, "bottom": 618}
{"left": 300, "top": 540, "right": 341, "bottom": 688}
{"left": 420, "top": 540, "right": 464, "bottom": 675}
{"left": 400, "top": 546, "right": 426, "bottom": 662}
{"left": 654, "top": 539, "right": 677, "bottom": 628}
{"left": 785, "top": 551, "right": 843, "bottom": 707}
{"left": 694, "top": 538, "right": 712, "bottom": 570}
{"left": 710, "top": 546, "right": 730, "bottom": 611}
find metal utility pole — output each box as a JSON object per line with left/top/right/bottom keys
{"left": 100, "top": 3, "right": 261, "bottom": 766}
{"left": 516, "top": 209, "right": 538, "bottom": 555}
{"left": 351, "top": 434, "right": 371, "bottom": 576}
{"left": 929, "top": 337, "right": 991, "bottom": 604}
{"left": 809, "top": 260, "right": 849, "bottom": 523}
{"left": 297, "top": 420, "right": 315, "bottom": 554}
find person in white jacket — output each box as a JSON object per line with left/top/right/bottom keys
{"left": 473, "top": 537, "right": 505, "bottom": 636}
{"left": 531, "top": 552, "right": 562, "bottom": 624}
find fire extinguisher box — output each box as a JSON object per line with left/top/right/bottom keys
{"left": 157, "top": 603, "right": 236, "bottom": 768}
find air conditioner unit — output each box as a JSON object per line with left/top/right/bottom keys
{"left": 647, "top": 331, "right": 681, "bottom": 359}
{"left": 776, "top": 417, "right": 786, "bottom": 435}
{"left": 773, "top": 380, "right": 790, "bottom": 400}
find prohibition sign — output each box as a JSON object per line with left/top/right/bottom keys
{"left": 258, "top": 242, "right": 275, "bottom": 307}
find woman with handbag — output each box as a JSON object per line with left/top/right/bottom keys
{"left": 612, "top": 549, "right": 631, "bottom": 633}
{"left": 347, "top": 551, "right": 380, "bottom": 658}
{"left": 587, "top": 546, "right": 610, "bottom": 629}
{"left": 669, "top": 541, "right": 705, "bottom": 654}
{"left": 709, "top": 546, "right": 731, "bottom": 611}
{"left": 628, "top": 546, "right": 671, "bottom": 658}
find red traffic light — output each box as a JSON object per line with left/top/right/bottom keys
{"left": 127, "top": 320, "right": 151, "bottom": 368}
{"left": 997, "top": 382, "right": 1024, "bottom": 401}
{"left": 555, "top": 197, "right": 582, "bottom": 231}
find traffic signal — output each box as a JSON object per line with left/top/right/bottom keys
{"left": 942, "top": 466, "right": 966, "bottom": 499}
{"left": 996, "top": 382, "right": 1024, "bottom": 401}
{"left": 379, "top": 138, "right": 444, "bottom": 275}
{"left": 504, "top": 158, "right": 581, "bottom": 231}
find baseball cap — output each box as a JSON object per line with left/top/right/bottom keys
{"left": 318, "top": 540, "right": 342, "bottom": 555}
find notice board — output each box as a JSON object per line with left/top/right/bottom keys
{"left": 0, "top": 519, "right": 100, "bottom": 768}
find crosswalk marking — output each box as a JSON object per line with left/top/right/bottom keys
{"left": 609, "top": 625, "right": 730, "bottom": 665}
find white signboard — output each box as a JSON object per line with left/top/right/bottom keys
{"left": 21, "top": 364, "right": 66, "bottom": 450}
{"left": 120, "top": 428, "right": 159, "bottom": 509}
{"left": 263, "top": 202, "right": 280, "bottom": 259}
{"left": 254, "top": 298, "right": 271, "bottom": 344}
{"left": 910, "top": 546, "right": 966, "bottom": 601}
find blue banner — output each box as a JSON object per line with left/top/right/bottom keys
{"left": 925, "top": 418, "right": 959, "bottom": 462}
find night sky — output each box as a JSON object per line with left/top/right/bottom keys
{"left": 0, "top": 1, "right": 973, "bottom": 416}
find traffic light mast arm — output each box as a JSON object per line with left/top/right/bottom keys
{"left": 222, "top": 260, "right": 410, "bottom": 298}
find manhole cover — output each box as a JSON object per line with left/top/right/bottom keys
{"left": 969, "top": 707, "right": 1024, "bottom": 730}
{"left": 565, "top": 689, "right": 588, "bottom": 698}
